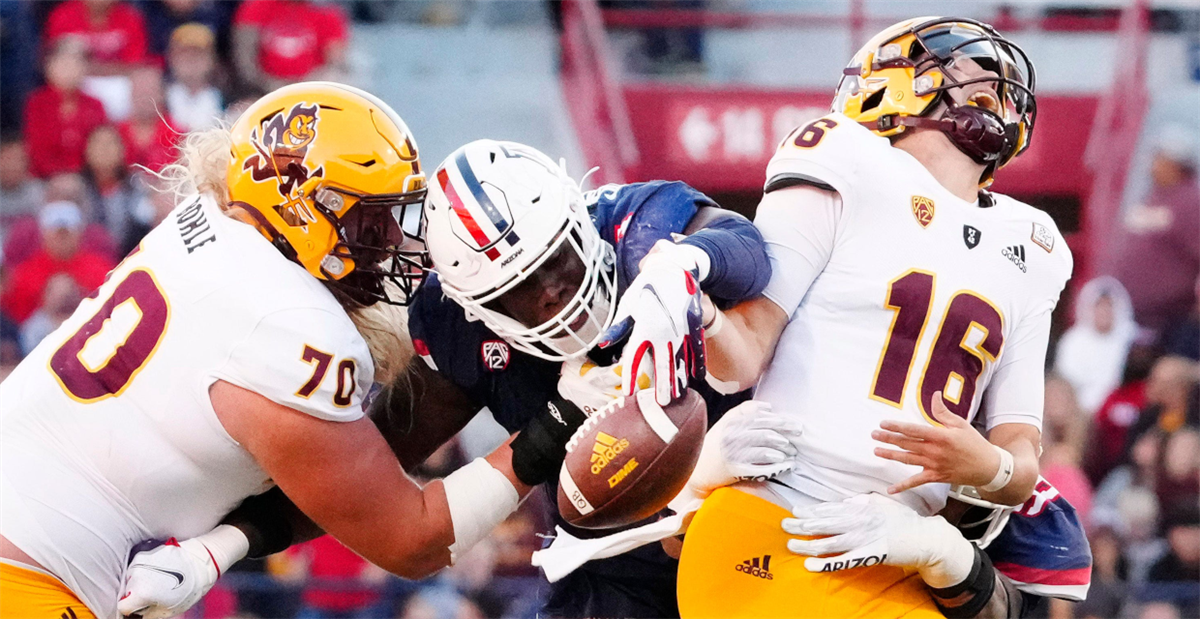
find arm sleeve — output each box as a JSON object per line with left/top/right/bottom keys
{"left": 216, "top": 307, "right": 373, "bottom": 422}
{"left": 983, "top": 307, "right": 1052, "bottom": 431}
{"left": 754, "top": 185, "right": 841, "bottom": 317}
{"left": 678, "top": 212, "right": 772, "bottom": 303}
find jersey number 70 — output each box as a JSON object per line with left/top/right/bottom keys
{"left": 869, "top": 270, "right": 1005, "bottom": 423}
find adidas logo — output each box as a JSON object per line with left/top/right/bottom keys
{"left": 734, "top": 555, "right": 774, "bottom": 580}
{"left": 590, "top": 432, "right": 630, "bottom": 474}
{"left": 1001, "top": 244, "right": 1027, "bottom": 273}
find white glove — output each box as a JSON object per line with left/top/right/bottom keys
{"left": 782, "top": 494, "right": 976, "bottom": 589}
{"left": 558, "top": 357, "right": 645, "bottom": 416}
{"left": 601, "top": 242, "right": 708, "bottom": 407}
{"left": 119, "top": 525, "right": 249, "bottom": 619}
{"left": 686, "top": 400, "right": 803, "bottom": 497}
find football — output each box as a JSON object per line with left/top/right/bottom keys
{"left": 557, "top": 388, "right": 707, "bottom": 529}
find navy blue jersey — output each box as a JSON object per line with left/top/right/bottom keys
{"left": 408, "top": 181, "right": 758, "bottom": 618}
{"left": 986, "top": 478, "right": 1092, "bottom": 601}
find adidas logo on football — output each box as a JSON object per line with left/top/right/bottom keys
{"left": 590, "top": 432, "right": 630, "bottom": 474}
{"left": 1001, "top": 244, "right": 1027, "bottom": 273}
{"left": 734, "top": 555, "right": 774, "bottom": 580}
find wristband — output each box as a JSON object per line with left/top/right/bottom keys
{"left": 980, "top": 445, "right": 1015, "bottom": 493}
{"left": 442, "top": 458, "right": 520, "bottom": 564}
{"left": 703, "top": 308, "right": 725, "bottom": 337}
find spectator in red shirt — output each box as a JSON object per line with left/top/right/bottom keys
{"left": 24, "top": 38, "right": 109, "bottom": 179}
{"left": 1103, "top": 125, "right": 1200, "bottom": 335}
{"left": 1, "top": 201, "right": 115, "bottom": 323}
{"left": 44, "top": 0, "right": 149, "bottom": 75}
{"left": 232, "top": 0, "right": 348, "bottom": 91}
{"left": 118, "top": 66, "right": 180, "bottom": 172}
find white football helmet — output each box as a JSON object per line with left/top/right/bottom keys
{"left": 423, "top": 140, "right": 616, "bottom": 361}
{"left": 947, "top": 484, "right": 1017, "bottom": 549}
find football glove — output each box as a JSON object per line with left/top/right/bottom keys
{"left": 118, "top": 525, "right": 248, "bottom": 619}
{"left": 510, "top": 398, "right": 589, "bottom": 487}
{"left": 601, "top": 242, "right": 706, "bottom": 407}
{"left": 686, "top": 400, "right": 803, "bottom": 498}
{"left": 782, "top": 494, "right": 975, "bottom": 589}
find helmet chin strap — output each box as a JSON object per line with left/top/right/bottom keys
{"left": 863, "top": 104, "right": 1015, "bottom": 167}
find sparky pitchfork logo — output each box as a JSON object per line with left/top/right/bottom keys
{"left": 243, "top": 102, "right": 325, "bottom": 228}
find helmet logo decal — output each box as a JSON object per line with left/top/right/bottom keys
{"left": 911, "top": 196, "right": 935, "bottom": 228}
{"left": 244, "top": 102, "right": 326, "bottom": 228}
{"left": 436, "top": 148, "right": 523, "bottom": 262}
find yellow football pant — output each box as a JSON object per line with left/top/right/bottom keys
{"left": 0, "top": 562, "right": 95, "bottom": 619}
{"left": 678, "top": 488, "right": 944, "bottom": 619}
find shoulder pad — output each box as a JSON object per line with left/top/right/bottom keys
{"left": 765, "top": 113, "right": 890, "bottom": 196}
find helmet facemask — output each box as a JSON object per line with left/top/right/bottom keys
{"left": 314, "top": 185, "right": 430, "bottom": 307}
{"left": 911, "top": 21, "right": 1037, "bottom": 173}
{"left": 946, "top": 484, "right": 1017, "bottom": 549}
{"left": 458, "top": 215, "right": 617, "bottom": 361}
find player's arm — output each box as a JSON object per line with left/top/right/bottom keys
{"left": 704, "top": 185, "right": 839, "bottom": 392}
{"left": 207, "top": 379, "right": 583, "bottom": 577}
{"left": 368, "top": 359, "right": 483, "bottom": 471}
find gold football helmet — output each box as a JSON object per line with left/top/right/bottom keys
{"left": 834, "top": 17, "right": 1036, "bottom": 184}
{"left": 227, "top": 82, "right": 427, "bottom": 305}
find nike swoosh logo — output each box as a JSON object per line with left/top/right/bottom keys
{"left": 131, "top": 565, "right": 185, "bottom": 589}
{"left": 644, "top": 286, "right": 679, "bottom": 333}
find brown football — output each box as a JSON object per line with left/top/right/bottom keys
{"left": 557, "top": 388, "right": 707, "bottom": 529}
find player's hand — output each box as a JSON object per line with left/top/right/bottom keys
{"left": 510, "top": 398, "right": 589, "bottom": 487}
{"left": 557, "top": 357, "right": 642, "bottom": 416}
{"left": 872, "top": 391, "right": 1001, "bottom": 494}
{"left": 686, "top": 400, "right": 803, "bottom": 497}
{"left": 782, "top": 494, "right": 975, "bottom": 588}
{"left": 600, "top": 241, "right": 706, "bottom": 407}
{"left": 118, "top": 526, "right": 247, "bottom": 619}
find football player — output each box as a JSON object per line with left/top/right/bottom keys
{"left": 627, "top": 17, "right": 1075, "bottom": 618}
{"left": 405, "top": 140, "right": 802, "bottom": 618}
{"left": 117, "top": 139, "right": 799, "bottom": 619}
{"left": 0, "top": 84, "right": 589, "bottom": 619}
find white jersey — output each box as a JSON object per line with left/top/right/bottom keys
{"left": 749, "top": 113, "right": 1071, "bottom": 515}
{"left": 1, "top": 195, "right": 373, "bottom": 618}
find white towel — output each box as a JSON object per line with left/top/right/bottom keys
{"left": 531, "top": 492, "right": 705, "bottom": 582}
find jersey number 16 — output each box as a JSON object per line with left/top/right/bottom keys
{"left": 869, "top": 270, "right": 1005, "bottom": 423}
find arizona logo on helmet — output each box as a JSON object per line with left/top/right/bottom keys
{"left": 435, "top": 149, "right": 523, "bottom": 263}
{"left": 244, "top": 102, "right": 325, "bottom": 227}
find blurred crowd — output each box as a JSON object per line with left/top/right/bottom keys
{"left": 1046, "top": 130, "right": 1200, "bottom": 619}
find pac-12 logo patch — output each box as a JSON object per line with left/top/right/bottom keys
{"left": 963, "top": 225, "right": 982, "bottom": 249}
{"left": 481, "top": 340, "right": 510, "bottom": 371}
{"left": 911, "top": 196, "right": 935, "bottom": 228}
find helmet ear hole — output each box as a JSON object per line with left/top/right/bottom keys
{"left": 861, "top": 89, "right": 886, "bottom": 112}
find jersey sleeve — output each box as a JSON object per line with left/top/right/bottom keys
{"left": 987, "top": 478, "right": 1092, "bottom": 601}
{"left": 587, "top": 181, "right": 715, "bottom": 288}
{"left": 983, "top": 212, "right": 1071, "bottom": 431}
{"left": 217, "top": 307, "right": 373, "bottom": 422}
{"left": 755, "top": 186, "right": 841, "bottom": 317}
{"left": 982, "top": 305, "right": 1051, "bottom": 431}
{"left": 764, "top": 113, "right": 868, "bottom": 198}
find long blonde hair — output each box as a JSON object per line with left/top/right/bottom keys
{"left": 157, "top": 127, "right": 416, "bottom": 385}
